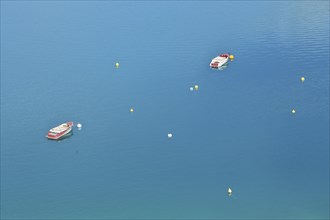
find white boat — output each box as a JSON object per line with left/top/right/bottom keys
{"left": 210, "top": 53, "right": 229, "bottom": 68}
{"left": 46, "top": 122, "right": 74, "bottom": 140}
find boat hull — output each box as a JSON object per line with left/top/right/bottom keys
{"left": 55, "top": 130, "right": 73, "bottom": 140}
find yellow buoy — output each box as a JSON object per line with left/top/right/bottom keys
{"left": 292, "top": 109, "right": 296, "bottom": 114}
{"left": 115, "top": 62, "right": 120, "bottom": 68}
{"left": 301, "top": 77, "right": 305, "bottom": 82}
{"left": 229, "top": 54, "right": 234, "bottom": 60}
{"left": 194, "top": 85, "right": 199, "bottom": 91}
{"left": 130, "top": 108, "right": 134, "bottom": 113}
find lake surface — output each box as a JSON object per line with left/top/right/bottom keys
{"left": 1, "top": 1, "right": 329, "bottom": 219}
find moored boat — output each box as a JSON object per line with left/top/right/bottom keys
{"left": 47, "top": 122, "right": 74, "bottom": 140}
{"left": 210, "top": 53, "right": 229, "bottom": 68}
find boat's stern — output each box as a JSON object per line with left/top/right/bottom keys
{"left": 210, "top": 61, "right": 220, "bottom": 68}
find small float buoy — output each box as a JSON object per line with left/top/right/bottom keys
{"left": 228, "top": 187, "right": 232, "bottom": 196}
{"left": 115, "top": 62, "right": 120, "bottom": 68}
{"left": 130, "top": 108, "right": 134, "bottom": 113}
{"left": 168, "top": 133, "right": 173, "bottom": 138}
{"left": 292, "top": 109, "right": 296, "bottom": 114}
{"left": 194, "top": 85, "right": 199, "bottom": 91}
{"left": 77, "top": 123, "right": 82, "bottom": 128}
{"left": 229, "top": 54, "right": 234, "bottom": 60}
{"left": 301, "top": 77, "right": 305, "bottom": 82}
{"left": 190, "top": 87, "right": 194, "bottom": 91}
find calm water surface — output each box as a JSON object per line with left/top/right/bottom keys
{"left": 1, "top": 1, "right": 329, "bottom": 219}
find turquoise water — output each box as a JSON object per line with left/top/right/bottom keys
{"left": 1, "top": 1, "right": 329, "bottom": 219}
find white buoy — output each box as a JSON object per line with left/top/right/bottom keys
{"left": 292, "top": 109, "right": 296, "bottom": 114}
{"left": 130, "top": 108, "right": 134, "bottom": 113}
{"left": 115, "top": 62, "right": 120, "bottom": 68}
{"left": 301, "top": 76, "right": 305, "bottom": 82}
{"left": 228, "top": 187, "right": 232, "bottom": 196}
{"left": 190, "top": 87, "right": 194, "bottom": 91}
{"left": 77, "top": 123, "right": 82, "bottom": 128}
{"left": 168, "top": 133, "right": 173, "bottom": 138}
{"left": 194, "top": 85, "right": 199, "bottom": 91}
